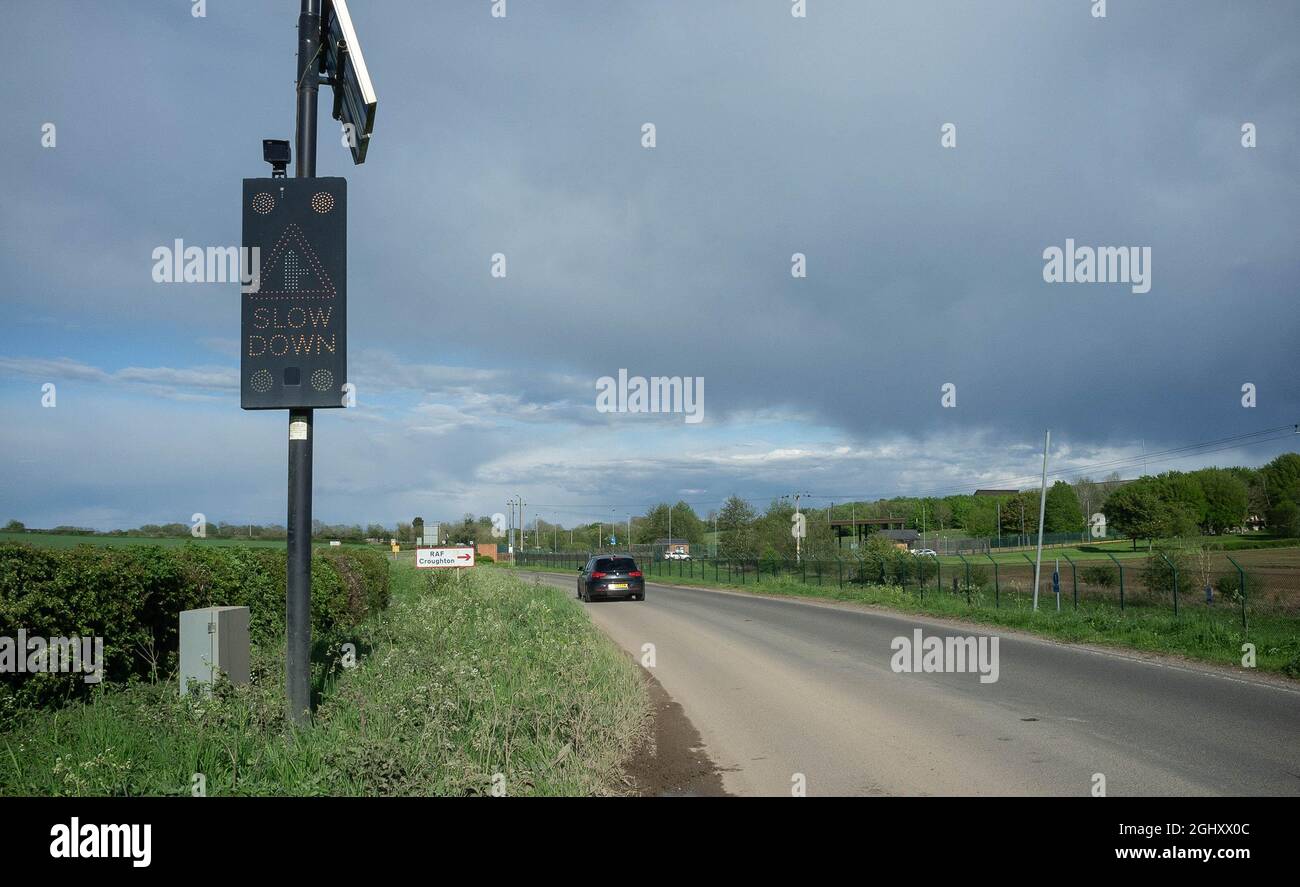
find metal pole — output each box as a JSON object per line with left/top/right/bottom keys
{"left": 1160, "top": 551, "right": 1179, "bottom": 617}
{"left": 1062, "top": 552, "right": 1078, "bottom": 610}
{"left": 1106, "top": 551, "right": 1125, "bottom": 613}
{"left": 1032, "top": 429, "right": 1050, "bottom": 611}
{"left": 794, "top": 492, "right": 802, "bottom": 565}
{"left": 1226, "top": 554, "right": 1247, "bottom": 630}
{"left": 285, "top": 0, "right": 322, "bottom": 727}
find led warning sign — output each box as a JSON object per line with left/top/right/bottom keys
{"left": 241, "top": 177, "right": 347, "bottom": 409}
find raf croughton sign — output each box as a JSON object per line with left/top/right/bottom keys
{"left": 241, "top": 177, "right": 347, "bottom": 410}
{"left": 416, "top": 547, "right": 476, "bottom": 569}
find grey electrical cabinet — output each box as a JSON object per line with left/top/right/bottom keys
{"left": 179, "top": 606, "right": 251, "bottom": 696}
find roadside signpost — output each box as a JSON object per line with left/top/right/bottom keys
{"left": 242, "top": 0, "right": 377, "bottom": 726}
{"left": 416, "top": 547, "right": 476, "bottom": 569}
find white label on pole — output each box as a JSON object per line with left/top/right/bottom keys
{"left": 289, "top": 420, "right": 309, "bottom": 440}
{"left": 416, "top": 547, "right": 476, "bottom": 568}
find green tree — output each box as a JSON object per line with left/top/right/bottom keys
{"left": 3, "top": 520, "right": 25, "bottom": 532}
{"left": 669, "top": 501, "right": 704, "bottom": 544}
{"left": 1192, "top": 468, "right": 1249, "bottom": 534}
{"left": 1155, "top": 471, "right": 1207, "bottom": 536}
{"left": 961, "top": 498, "right": 998, "bottom": 537}
{"left": 1270, "top": 499, "right": 1300, "bottom": 538}
{"left": 1103, "top": 482, "right": 1169, "bottom": 549}
{"left": 717, "top": 495, "right": 758, "bottom": 560}
{"left": 636, "top": 503, "right": 671, "bottom": 543}
{"left": 1073, "top": 478, "right": 1103, "bottom": 526}
{"left": 1261, "top": 453, "right": 1300, "bottom": 534}
{"left": 757, "top": 499, "right": 797, "bottom": 561}
{"left": 1043, "top": 481, "right": 1084, "bottom": 533}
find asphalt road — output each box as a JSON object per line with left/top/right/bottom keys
{"left": 527, "top": 571, "right": 1300, "bottom": 797}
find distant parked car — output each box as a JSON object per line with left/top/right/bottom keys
{"left": 911, "top": 548, "right": 938, "bottom": 557}
{"left": 665, "top": 550, "right": 691, "bottom": 561}
{"left": 577, "top": 555, "right": 645, "bottom": 602}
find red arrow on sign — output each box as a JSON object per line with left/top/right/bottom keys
{"left": 458, "top": 553, "right": 472, "bottom": 561}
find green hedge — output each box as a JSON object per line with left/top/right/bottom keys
{"left": 0, "top": 542, "right": 390, "bottom": 711}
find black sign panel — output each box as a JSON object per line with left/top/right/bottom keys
{"left": 241, "top": 177, "right": 347, "bottom": 409}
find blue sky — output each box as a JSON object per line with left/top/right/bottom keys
{"left": 1, "top": 0, "right": 1298, "bottom": 531}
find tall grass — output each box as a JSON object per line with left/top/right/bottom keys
{"left": 0, "top": 565, "right": 647, "bottom": 796}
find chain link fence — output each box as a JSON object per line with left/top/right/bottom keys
{"left": 515, "top": 546, "right": 1300, "bottom": 625}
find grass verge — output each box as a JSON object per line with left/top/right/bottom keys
{"left": 0, "top": 564, "right": 647, "bottom": 796}
{"left": 512, "top": 564, "right": 1300, "bottom": 678}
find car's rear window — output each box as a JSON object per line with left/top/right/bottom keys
{"left": 596, "top": 557, "right": 637, "bottom": 571}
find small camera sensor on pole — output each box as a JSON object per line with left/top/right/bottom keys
{"left": 262, "top": 139, "right": 291, "bottom": 178}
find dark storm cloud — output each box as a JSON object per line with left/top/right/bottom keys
{"left": 1, "top": 1, "right": 1297, "bottom": 527}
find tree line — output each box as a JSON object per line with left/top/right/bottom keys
{"left": 8, "top": 452, "right": 1298, "bottom": 554}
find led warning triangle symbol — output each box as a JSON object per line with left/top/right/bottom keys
{"left": 251, "top": 223, "right": 337, "bottom": 299}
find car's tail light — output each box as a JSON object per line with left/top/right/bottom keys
{"left": 630, "top": 571, "right": 643, "bottom": 577}
{"left": 591, "top": 571, "right": 606, "bottom": 579}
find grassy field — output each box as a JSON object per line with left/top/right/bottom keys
{"left": 0, "top": 562, "right": 648, "bottom": 796}
{"left": 512, "top": 562, "right": 1300, "bottom": 677}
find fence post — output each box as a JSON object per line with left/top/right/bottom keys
{"left": 1022, "top": 553, "right": 1036, "bottom": 605}
{"left": 1225, "top": 554, "right": 1247, "bottom": 631}
{"left": 1105, "top": 552, "right": 1125, "bottom": 614}
{"left": 985, "top": 553, "right": 999, "bottom": 608}
{"left": 838, "top": 559, "right": 843, "bottom": 589}
{"left": 1159, "top": 552, "right": 1179, "bottom": 617}
{"left": 755, "top": 560, "right": 759, "bottom": 584}
{"left": 1062, "top": 552, "right": 1078, "bottom": 610}
{"left": 957, "top": 553, "right": 971, "bottom": 604}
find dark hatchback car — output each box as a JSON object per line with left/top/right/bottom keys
{"left": 577, "top": 556, "right": 645, "bottom": 602}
